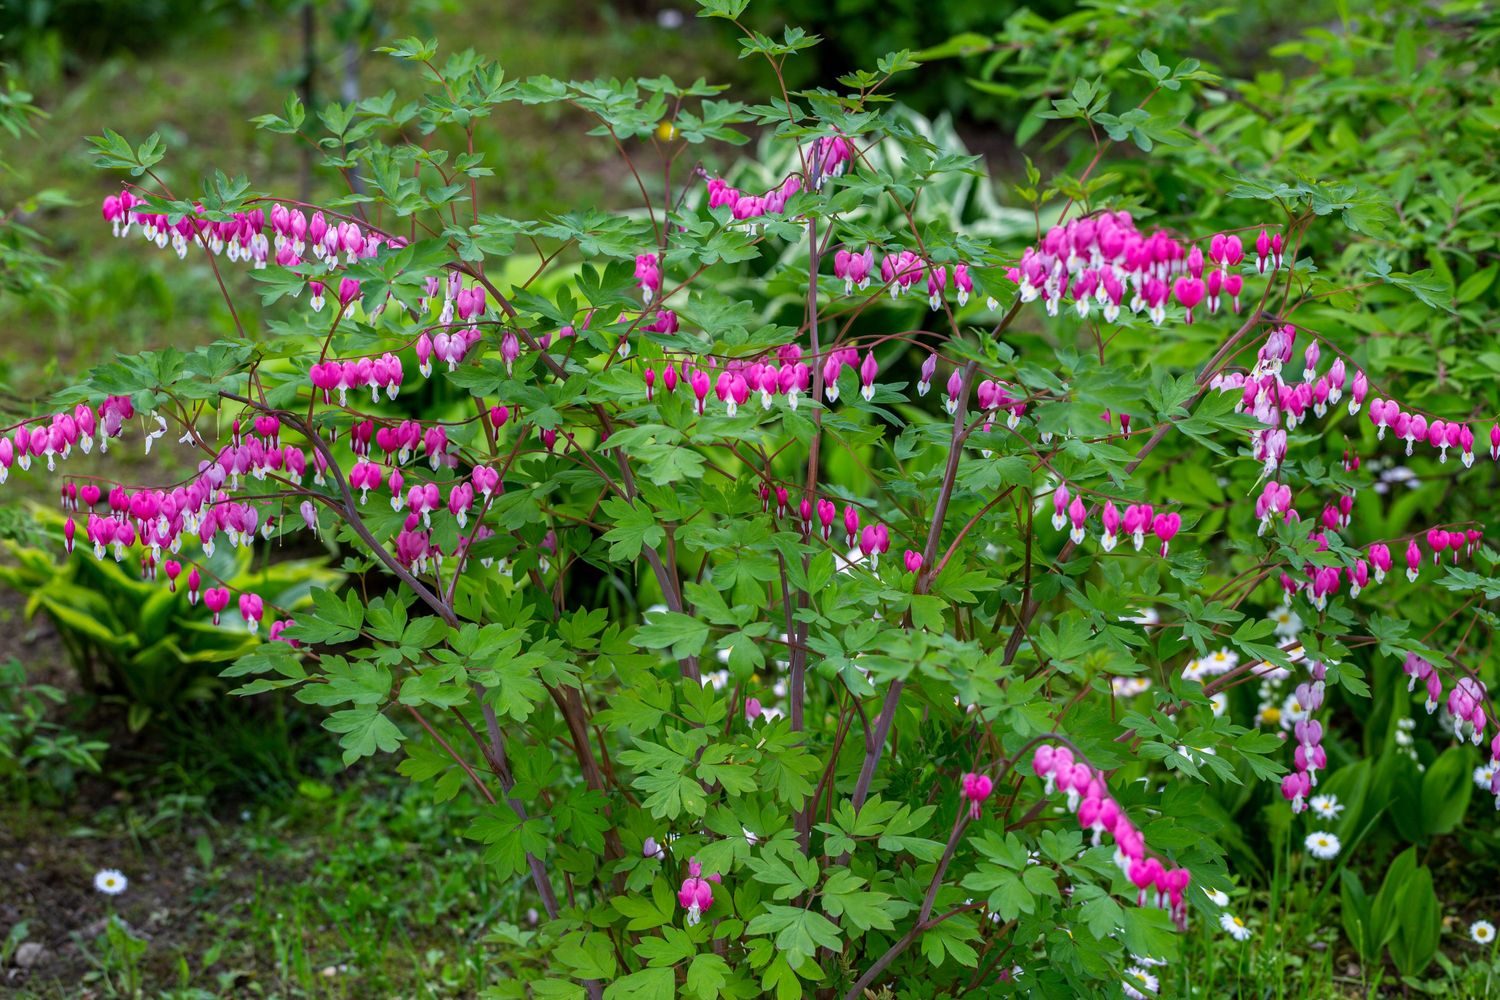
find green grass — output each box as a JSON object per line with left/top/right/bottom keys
{"left": 9, "top": 760, "right": 1500, "bottom": 998}
{"left": 3, "top": 761, "right": 531, "bottom": 998}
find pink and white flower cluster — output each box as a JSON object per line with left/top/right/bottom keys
{"left": 102, "top": 190, "right": 407, "bottom": 315}
{"left": 827, "top": 247, "right": 977, "bottom": 311}
{"left": 0, "top": 396, "right": 135, "bottom": 479}
{"left": 1052, "top": 486, "right": 1180, "bottom": 556}
{"left": 1280, "top": 661, "right": 1329, "bottom": 813}
{"left": 705, "top": 173, "right": 803, "bottom": 224}
{"left": 1030, "top": 745, "right": 1193, "bottom": 928}
{"left": 677, "top": 857, "right": 721, "bottom": 926}
{"left": 644, "top": 345, "right": 814, "bottom": 415}
{"left": 1004, "top": 215, "right": 1278, "bottom": 323}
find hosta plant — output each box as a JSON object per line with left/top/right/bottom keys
{"left": 3, "top": 2, "right": 1498, "bottom": 996}
{"left": 0, "top": 505, "right": 340, "bottom": 731}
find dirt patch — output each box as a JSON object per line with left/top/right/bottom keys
{"left": 2, "top": 807, "right": 202, "bottom": 994}
{"left": 0, "top": 591, "right": 67, "bottom": 686}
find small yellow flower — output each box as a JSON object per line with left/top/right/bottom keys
{"left": 655, "top": 120, "right": 678, "bottom": 142}
{"left": 1261, "top": 706, "right": 1282, "bottom": 724}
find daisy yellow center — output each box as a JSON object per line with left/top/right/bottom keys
{"left": 1316, "top": 838, "right": 1329, "bottom": 847}
{"left": 1480, "top": 928, "right": 1493, "bottom": 940}
{"left": 1232, "top": 916, "right": 1245, "bottom": 927}
{"left": 1130, "top": 972, "right": 1149, "bottom": 985}
{"left": 1262, "top": 707, "right": 1282, "bottom": 723}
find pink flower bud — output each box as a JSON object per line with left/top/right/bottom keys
{"left": 960, "top": 771, "right": 993, "bottom": 819}
{"left": 204, "top": 586, "right": 230, "bottom": 625}
{"left": 239, "top": 592, "right": 264, "bottom": 631}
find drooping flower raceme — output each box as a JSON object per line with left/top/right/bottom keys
{"left": 1031, "top": 744, "right": 1192, "bottom": 928}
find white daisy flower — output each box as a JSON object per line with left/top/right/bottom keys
{"left": 1209, "top": 692, "right": 1228, "bottom": 717}
{"left": 1122, "top": 966, "right": 1159, "bottom": 999}
{"left": 1382, "top": 466, "right": 1419, "bottom": 490}
{"left": 1471, "top": 920, "right": 1496, "bottom": 944}
{"left": 1181, "top": 659, "right": 1211, "bottom": 683}
{"left": 1279, "top": 692, "right": 1309, "bottom": 729}
{"left": 1206, "top": 888, "right": 1230, "bottom": 907}
{"left": 1125, "top": 608, "right": 1160, "bottom": 626}
{"left": 1270, "top": 605, "right": 1302, "bottom": 638}
{"left": 1474, "top": 764, "right": 1497, "bottom": 790}
{"left": 1111, "top": 676, "right": 1152, "bottom": 697}
{"left": 1254, "top": 702, "right": 1283, "bottom": 728}
{"left": 1198, "top": 648, "right": 1236, "bottom": 676}
{"left": 1130, "top": 953, "right": 1167, "bottom": 968}
{"left": 1309, "top": 794, "right": 1343, "bottom": 821}
{"left": 1175, "top": 744, "right": 1217, "bottom": 766}
{"left": 94, "top": 869, "right": 128, "bottom": 895}
{"left": 1304, "top": 831, "right": 1341, "bottom": 860}
{"left": 1220, "top": 911, "right": 1252, "bottom": 941}
{"left": 1251, "top": 662, "right": 1292, "bottom": 685}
